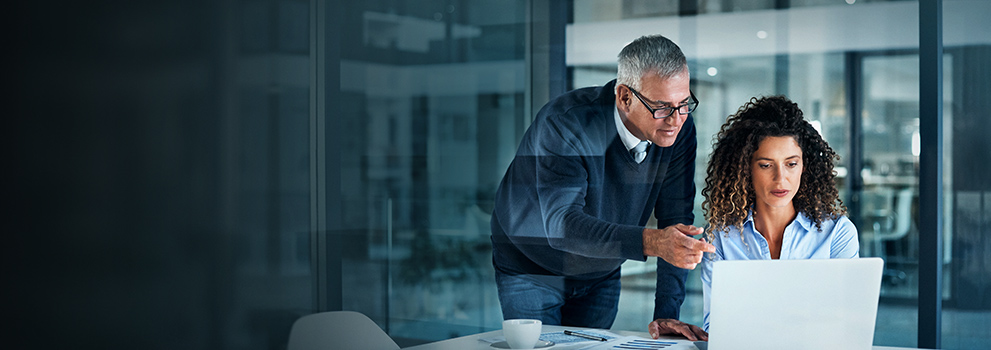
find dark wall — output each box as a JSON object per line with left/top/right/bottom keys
{"left": 9, "top": 1, "right": 228, "bottom": 349}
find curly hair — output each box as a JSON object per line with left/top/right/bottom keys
{"left": 702, "top": 96, "right": 845, "bottom": 239}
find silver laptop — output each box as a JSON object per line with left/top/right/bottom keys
{"left": 706, "top": 258, "right": 884, "bottom": 350}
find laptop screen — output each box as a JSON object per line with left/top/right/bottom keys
{"left": 706, "top": 258, "right": 884, "bottom": 350}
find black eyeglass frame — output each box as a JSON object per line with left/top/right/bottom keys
{"left": 625, "top": 85, "right": 699, "bottom": 119}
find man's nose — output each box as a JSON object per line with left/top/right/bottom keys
{"left": 665, "top": 113, "right": 686, "bottom": 127}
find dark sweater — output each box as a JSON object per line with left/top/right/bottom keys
{"left": 490, "top": 79, "right": 697, "bottom": 318}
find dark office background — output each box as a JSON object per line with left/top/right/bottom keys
{"left": 7, "top": 1, "right": 990, "bottom": 350}
{"left": 10, "top": 1, "right": 229, "bottom": 348}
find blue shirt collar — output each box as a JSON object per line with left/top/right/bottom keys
{"left": 745, "top": 208, "right": 814, "bottom": 232}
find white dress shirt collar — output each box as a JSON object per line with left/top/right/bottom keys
{"left": 614, "top": 106, "right": 649, "bottom": 151}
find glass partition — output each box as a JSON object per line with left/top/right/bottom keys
{"left": 856, "top": 51, "right": 944, "bottom": 346}
{"left": 942, "top": 1, "right": 991, "bottom": 348}
{"left": 330, "top": 0, "right": 529, "bottom": 344}
{"left": 227, "top": 0, "right": 315, "bottom": 347}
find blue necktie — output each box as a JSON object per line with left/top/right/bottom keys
{"left": 631, "top": 141, "right": 648, "bottom": 163}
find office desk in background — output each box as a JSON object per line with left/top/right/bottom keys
{"left": 402, "top": 324, "right": 925, "bottom": 350}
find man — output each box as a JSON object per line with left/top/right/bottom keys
{"left": 490, "top": 34, "right": 712, "bottom": 341}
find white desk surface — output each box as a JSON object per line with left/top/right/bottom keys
{"left": 401, "top": 324, "right": 923, "bottom": 350}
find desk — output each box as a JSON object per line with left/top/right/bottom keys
{"left": 402, "top": 324, "right": 923, "bottom": 350}
{"left": 402, "top": 325, "right": 658, "bottom": 350}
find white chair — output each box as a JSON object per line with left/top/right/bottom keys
{"left": 287, "top": 311, "right": 399, "bottom": 350}
{"left": 865, "top": 187, "right": 915, "bottom": 284}
{"left": 875, "top": 187, "right": 915, "bottom": 253}
{"left": 861, "top": 187, "right": 894, "bottom": 257}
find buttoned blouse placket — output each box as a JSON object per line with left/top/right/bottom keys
{"left": 738, "top": 217, "right": 766, "bottom": 260}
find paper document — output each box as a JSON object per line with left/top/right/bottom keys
{"left": 479, "top": 330, "right": 621, "bottom": 345}
{"left": 576, "top": 336, "right": 699, "bottom": 350}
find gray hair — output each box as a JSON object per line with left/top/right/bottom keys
{"left": 616, "top": 35, "right": 688, "bottom": 91}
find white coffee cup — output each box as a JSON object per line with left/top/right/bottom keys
{"left": 502, "top": 319, "right": 542, "bottom": 349}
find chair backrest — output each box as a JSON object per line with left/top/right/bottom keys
{"left": 875, "top": 187, "right": 915, "bottom": 241}
{"left": 287, "top": 311, "right": 399, "bottom": 350}
{"left": 889, "top": 187, "right": 915, "bottom": 239}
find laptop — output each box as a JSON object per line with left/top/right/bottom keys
{"left": 705, "top": 257, "right": 884, "bottom": 350}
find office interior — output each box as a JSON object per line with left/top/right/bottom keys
{"left": 7, "top": 0, "right": 989, "bottom": 349}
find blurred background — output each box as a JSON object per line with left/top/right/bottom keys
{"left": 7, "top": 0, "right": 990, "bottom": 349}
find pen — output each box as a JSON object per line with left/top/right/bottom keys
{"left": 564, "top": 330, "right": 608, "bottom": 341}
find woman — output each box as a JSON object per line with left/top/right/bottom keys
{"left": 648, "top": 96, "right": 860, "bottom": 338}
{"left": 698, "top": 95, "right": 859, "bottom": 332}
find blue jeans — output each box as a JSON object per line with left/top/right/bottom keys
{"left": 494, "top": 266, "right": 621, "bottom": 328}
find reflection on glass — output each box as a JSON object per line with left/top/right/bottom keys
{"left": 228, "top": 1, "right": 313, "bottom": 348}
{"left": 334, "top": 1, "right": 528, "bottom": 343}
{"left": 859, "top": 54, "right": 923, "bottom": 300}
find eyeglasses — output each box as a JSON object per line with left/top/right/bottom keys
{"left": 626, "top": 85, "right": 699, "bottom": 119}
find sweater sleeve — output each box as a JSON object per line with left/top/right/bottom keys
{"left": 531, "top": 109, "right": 646, "bottom": 261}
{"left": 653, "top": 257, "right": 688, "bottom": 320}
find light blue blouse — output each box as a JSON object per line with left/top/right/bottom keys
{"left": 700, "top": 210, "right": 860, "bottom": 331}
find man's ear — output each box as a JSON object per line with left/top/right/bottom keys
{"left": 616, "top": 84, "right": 632, "bottom": 113}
